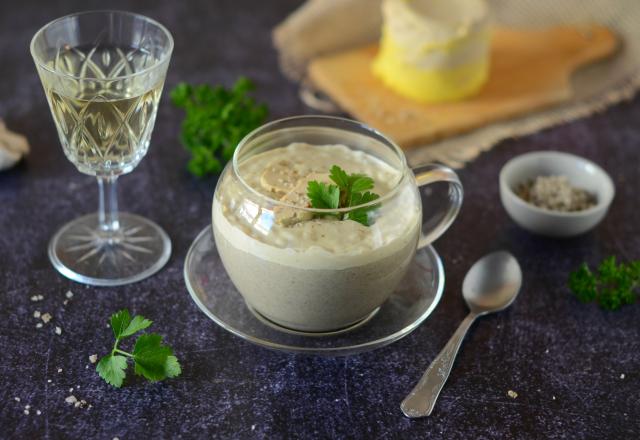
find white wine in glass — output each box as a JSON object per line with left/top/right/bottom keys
{"left": 46, "top": 46, "right": 163, "bottom": 175}
{"left": 31, "top": 12, "right": 174, "bottom": 286}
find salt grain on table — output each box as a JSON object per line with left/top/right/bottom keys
{"left": 41, "top": 313, "right": 52, "bottom": 323}
{"left": 55, "top": 326, "right": 62, "bottom": 335}
{"left": 33, "top": 310, "right": 41, "bottom": 318}
{"left": 74, "top": 399, "right": 88, "bottom": 408}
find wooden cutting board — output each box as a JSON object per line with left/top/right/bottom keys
{"left": 309, "top": 25, "right": 618, "bottom": 148}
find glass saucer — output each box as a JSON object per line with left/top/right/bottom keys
{"left": 184, "top": 227, "right": 444, "bottom": 356}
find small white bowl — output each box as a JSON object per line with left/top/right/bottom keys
{"left": 499, "top": 151, "right": 615, "bottom": 237}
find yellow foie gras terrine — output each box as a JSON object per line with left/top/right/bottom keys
{"left": 372, "top": 0, "right": 490, "bottom": 103}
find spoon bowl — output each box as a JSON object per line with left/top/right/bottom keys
{"left": 462, "top": 251, "right": 522, "bottom": 314}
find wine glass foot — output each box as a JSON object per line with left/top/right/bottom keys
{"left": 48, "top": 212, "right": 171, "bottom": 286}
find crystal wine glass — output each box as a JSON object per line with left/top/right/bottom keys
{"left": 30, "top": 11, "right": 173, "bottom": 286}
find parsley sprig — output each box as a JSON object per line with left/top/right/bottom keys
{"left": 96, "top": 310, "right": 181, "bottom": 388}
{"left": 569, "top": 257, "right": 640, "bottom": 310}
{"left": 170, "top": 77, "right": 268, "bottom": 177}
{"left": 307, "top": 165, "right": 381, "bottom": 226}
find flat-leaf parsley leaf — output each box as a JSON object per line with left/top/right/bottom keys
{"left": 96, "top": 309, "right": 181, "bottom": 388}
{"left": 307, "top": 165, "right": 381, "bottom": 226}
{"left": 110, "top": 309, "right": 152, "bottom": 339}
{"left": 96, "top": 355, "right": 128, "bottom": 388}
{"left": 132, "top": 333, "right": 174, "bottom": 382}
{"left": 307, "top": 180, "right": 340, "bottom": 210}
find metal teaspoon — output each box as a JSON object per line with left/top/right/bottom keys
{"left": 401, "top": 251, "right": 522, "bottom": 418}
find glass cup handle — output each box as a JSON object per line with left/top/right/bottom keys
{"left": 412, "top": 164, "right": 464, "bottom": 250}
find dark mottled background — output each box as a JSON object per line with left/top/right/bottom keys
{"left": 1, "top": 1, "right": 638, "bottom": 439}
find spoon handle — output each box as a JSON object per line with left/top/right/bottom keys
{"left": 401, "top": 312, "right": 478, "bottom": 418}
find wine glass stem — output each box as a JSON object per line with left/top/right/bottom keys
{"left": 97, "top": 176, "right": 120, "bottom": 233}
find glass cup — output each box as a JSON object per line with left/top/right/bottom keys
{"left": 30, "top": 11, "right": 173, "bottom": 286}
{"left": 212, "top": 116, "right": 463, "bottom": 333}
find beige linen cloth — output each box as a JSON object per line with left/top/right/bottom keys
{"left": 273, "top": 0, "right": 640, "bottom": 168}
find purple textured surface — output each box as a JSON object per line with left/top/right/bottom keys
{"left": 1, "top": 0, "right": 639, "bottom": 438}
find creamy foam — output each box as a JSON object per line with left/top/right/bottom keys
{"left": 213, "top": 143, "right": 420, "bottom": 270}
